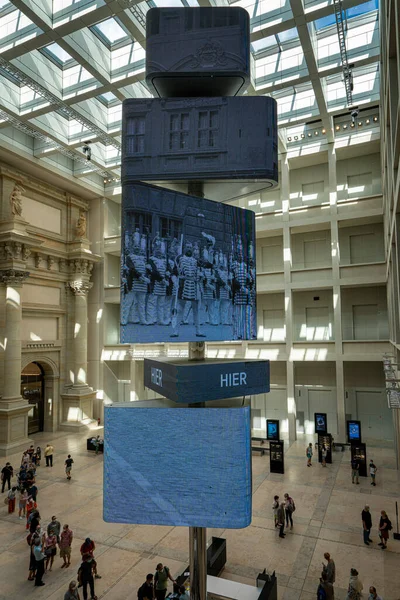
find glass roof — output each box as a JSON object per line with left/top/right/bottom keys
{"left": 0, "top": 0, "right": 381, "bottom": 183}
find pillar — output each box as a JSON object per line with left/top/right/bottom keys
{"left": 0, "top": 269, "right": 32, "bottom": 455}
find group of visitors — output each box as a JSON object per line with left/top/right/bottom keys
{"left": 351, "top": 458, "right": 378, "bottom": 486}
{"left": 361, "top": 504, "right": 392, "bottom": 549}
{"left": 137, "top": 564, "right": 189, "bottom": 600}
{"left": 317, "top": 553, "right": 383, "bottom": 599}
{"left": 272, "top": 493, "right": 296, "bottom": 538}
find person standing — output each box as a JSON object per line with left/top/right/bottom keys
{"left": 27, "top": 481, "right": 38, "bottom": 503}
{"left": 64, "top": 580, "right": 81, "bottom": 600}
{"left": 321, "top": 445, "right": 327, "bottom": 467}
{"left": 59, "top": 524, "right": 73, "bottom": 568}
{"left": 346, "top": 568, "right": 363, "bottom": 600}
{"left": 351, "top": 458, "right": 360, "bottom": 484}
{"left": 154, "top": 563, "right": 176, "bottom": 600}
{"left": 306, "top": 443, "right": 313, "bottom": 466}
{"left": 362, "top": 505, "right": 373, "bottom": 545}
{"left": 7, "top": 486, "right": 17, "bottom": 514}
{"left": 35, "top": 446, "right": 42, "bottom": 467}
{"left": 47, "top": 515, "right": 61, "bottom": 541}
{"left": 378, "top": 510, "right": 391, "bottom": 550}
{"left": 33, "top": 536, "right": 46, "bottom": 586}
{"left": 171, "top": 242, "right": 205, "bottom": 339}
{"left": 44, "top": 531, "right": 58, "bottom": 572}
{"left": 80, "top": 538, "right": 101, "bottom": 578}
{"left": 317, "top": 572, "right": 334, "bottom": 600}
{"left": 284, "top": 493, "right": 295, "bottom": 529}
{"left": 369, "top": 460, "right": 377, "bottom": 486}
{"left": 272, "top": 495, "right": 279, "bottom": 527}
{"left": 368, "top": 586, "right": 383, "bottom": 600}
{"left": 44, "top": 443, "right": 54, "bottom": 467}
{"left": 18, "top": 487, "right": 28, "bottom": 519}
{"left": 137, "top": 573, "right": 154, "bottom": 600}
{"left": 1, "top": 462, "right": 13, "bottom": 492}
{"left": 78, "top": 556, "right": 97, "bottom": 600}
{"left": 322, "top": 553, "right": 336, "bottom": 585}
{"left": 277, "top": 502, "right": 285, "bottom": 539}
{"left": 65, "top": 455, "right": 74, "bottom": 480}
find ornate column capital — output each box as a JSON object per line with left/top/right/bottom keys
{"left": 66, "top": 281, "right": 93, "bottom": 296}
{"left": 0, "top": 269, "right": 29, "bottom": 286}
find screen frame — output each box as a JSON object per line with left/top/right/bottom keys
{"left": 314, "top": 412, "right": 328, "bottom": 434}
{"left": 266, "top": 419, "right": 280, "bottom": 441}
{"left": 347, "top": 419, "right": 362, "bottom": 443}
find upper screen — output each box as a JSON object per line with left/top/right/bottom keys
{"left": 120, "top": 182, "right": 256, "bottom": 344}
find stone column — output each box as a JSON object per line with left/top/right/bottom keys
{"left": 60, "top": 280, "right": 96, "bottom": 432}
{"left": 0, "top": 269, "right": 32, "bottom": 455}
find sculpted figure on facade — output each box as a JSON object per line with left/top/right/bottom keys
{"left": 10, "top": 183, "right": 25, "bottom": 217}
{"left": 76, "top": 212, "right": 87, "bottom": 238}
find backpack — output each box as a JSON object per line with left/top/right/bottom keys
{"left": 317, "top": 584, "right": 327, "bottom": 600}
{"left": 387, "top": 519, "right": 392, "bottom": 531}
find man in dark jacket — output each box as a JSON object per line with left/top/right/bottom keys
{"left": 1, "top": 462, "right": 13, "bottom": 492}
{"left": 138, "top": 573, "right": 153, "bottom": 600}
{"left": 317, "top": 572, "right": 334, "bottom": 599}
{"left": 362, "top": 504, "right": 373, "bottom": 545}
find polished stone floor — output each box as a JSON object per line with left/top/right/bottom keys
{"left": 1, "top": 429, "right": 400, "bottom": 600}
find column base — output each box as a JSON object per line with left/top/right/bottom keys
{"left": 0, "top": 400, "right": 33, "bottom": 457}
{"left": 60, "top": 387, "right": 96, "bottom": 432}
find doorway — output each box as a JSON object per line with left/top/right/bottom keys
{"left": 21, "top": 362, "right": 45, "bottom": 435}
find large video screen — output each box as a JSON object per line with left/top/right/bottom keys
{"left": 120, "top": 182, "right": 256, "bottom": 343}
{"left": 103, "top": 405, "right": 252, "bottom": 528}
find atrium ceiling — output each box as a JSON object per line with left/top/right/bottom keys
{"left": 0, "top": 0, "right": 380, "bottom": 195}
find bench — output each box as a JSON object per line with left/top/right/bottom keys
{"left": 252, "top": 446, "right": 266, "bottom": 455}
{"left": 333, "top": 442, "right": 348, "bottom": 452}
{"left": 251, "top": 438, "right": 269, "bottom": 456}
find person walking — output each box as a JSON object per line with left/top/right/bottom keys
{"left": 378, "top": 510, "right": 391, "bottom": 550}
{"left": 154, "top": 563, "right": 176, "bottom": 600}
{"left": 369, "top": 460, "right": 377, "bottom": 486}
{"left": 1, "top": 462, "right": 13, "bottom": 492}
{"left": 362, "top": 505, "right": 373, "bottom": 545}
{"left": 272, "top": 495, "right": 279, "bottom": 527}
{"left": 64, "top": 580, "right": 81, "bottom": 600}
{"left": 7, "top": 486, "right": 17, "bottom": 514}
{"left": 60, "top": 524, "right": 73, "bottom": 568}
{"left": 351, "top": 458, "right": 360, "bottom": 484}
{"left": 78, "top": 556, "right": 97, "bottom": 600}
{"left": 65, "top": 455, "right": 74, "bottom": 480}
{"left": 277, "top": 502, "right": 286, "bottom": 539}
{"left": 33, "top": 536, "right": 46, "bottom": 586}
{"left": 322, "top": 553, "right": 336, "bottom": 585}
{"left": 346, "top": 568, "right": 363, "bottom": 600}
{"left": 284, "top": 493, "right": 295, "bottom": 529}
{"left": 368, "top": 586, "right": 383, "bottom": 600}
{"left": 317, "top": 572, "right": 334, "bottom": 600}
{"left": 137, "top": 573, "right": 154, "bottom": 600}
{"left": 80, "top": 538, "right": 101, "bottom": 579}
{"left": 306, "top": 443, "right": 313, "bottom": 466}
{"left": 44, "top": 443, "right": 54, "bottom": 467}
{"left": 321, "top": 445, "right": 328, "bottom": 467}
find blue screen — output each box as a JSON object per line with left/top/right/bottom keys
{"left": 103, "top": 405, "right": 252, "bottom": 528}
{"left": 315, "top": 414, "right": 327, "bottom": 433}
{"left": 120, "top": 182, "right": 256, "bottom": 343}
{"left": 267, "top": 422, "right": 278, "bottom": 440}
{"left": 348, "top": 422, "right": 360, "bottom": 440}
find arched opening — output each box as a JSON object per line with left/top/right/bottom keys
{"left": 21, "top": 362, "right": 45, "bottom": 435}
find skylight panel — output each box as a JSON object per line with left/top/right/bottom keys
{"left": 44, "top": 42, "right": 74, "bottom": 64}
{"left": 93, "top": 18, "right": 128, "bottom": 45}
{"left": 99, "top": 91, "right": 118, "bottom": 103}
{"left": 347, "top": 0, "right": 379, "bottom": 19}
{"left": 251, "top": 35, "right": 277, "bottom": 53}
{"left": 277, "top": 27, "right": 298, "bottom": 43}
{"left": 0, "top": 0, "right": 10, "bottom": 9}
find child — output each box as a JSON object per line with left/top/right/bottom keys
{"left": 65, "top": 455, "right": 74, "bottom": 480}
{"left": 321, "top": 445, "right": 327, "bottom": 467}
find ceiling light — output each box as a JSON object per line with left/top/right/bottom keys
{"left": 366, "top": 118, "right": 370, "bottom": 124}
{"left": 307, "top": 133, "right": 312, "bottom": 138}
{"left": 350, "top": 122, "right": 355, "bottom": 128}
{"left": 294, "top": 136, "right": 298, "bottom": 140}
{"left": 287, "top": 137, "right": 292, "bottom": 141}
{"left": 322, "top": 128, "right": 326, "bottom": 134}
{"left": 343, "top": 124, "right": 348, "bottom": 129}
{"left": 314, "top": 131, "right": 319, "bottom": 135}
{"left": 358, "top": 121, "right": 362, "bottom": 126}
{"left": 335, "top": 125, "right": 340, "bottom": 131}
{"left": 373, "top": 116, "right": 378, "bottom": 122}
{"left": 301, "top": 134, "right": 305, "bottom": 139}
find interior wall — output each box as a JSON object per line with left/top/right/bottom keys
{"left": 289, "top": 163, "right": 329, "bottom": 208}
{"left": 336, "top": 153, "right": 382, "bottom": 200}
{"left": 341, "top": 286, "right": 389, "bottom": 340}
{"left": 295, "top": 362, "right": 337, "bottom": 435}
{"left": 291, "top": 229, "right": 332, "bottom": 269}
{"left": 293, "top": 289, "right": 334, "bottom": 341}
{"left": 339, "top": 222, "right": 385, "bottom": 265}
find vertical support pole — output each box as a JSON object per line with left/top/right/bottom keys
{"left": 188, "top": 181, "right": 207, "bottom": 600}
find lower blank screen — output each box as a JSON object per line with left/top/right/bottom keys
{"left": 103, "top": 406, "right": 251, "bottom": 529}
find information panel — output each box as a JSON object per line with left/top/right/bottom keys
{"left": 266, "top": 419, "right": 280, "bottom": 441}
{"left": 347, "top": 420, "right": 362, "bottom": 443}
{"left": 314, "top": 413, "right": 328, "bottom": 435}
{"left": 269, "top": 440, "right": 284, "bottom": 474}
{"left": 104, "top": 405, "right": 252, "bottom": 528}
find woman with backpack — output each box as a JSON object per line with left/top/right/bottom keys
{"left": 378, "top": 510, "right": 391, "bottom": 549}
{"left": 284, "top": 493, "right": 295, "bottom": 529}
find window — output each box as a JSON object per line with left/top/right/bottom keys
{"left": 127, "top": 211, "right": 152, "bottom": 235}
{"left": 198, "top": 110, "right": 219, "bottom": 149}
{"left": 126, "top": 117, "right": 145, "bottom": 154}
{"left": 160, "top": 217, "right": 182, "bottom": 239}
{"left": 169, "top": 113, "right": 189, "bottom": 150}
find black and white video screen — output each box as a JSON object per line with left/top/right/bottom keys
{"left": 120, "top": 182, "right": 256, "bottom": 343}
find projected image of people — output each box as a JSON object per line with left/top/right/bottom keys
{"left": 120, "top": 183, "right": 256, "bottom": 343}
